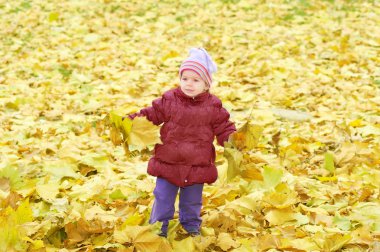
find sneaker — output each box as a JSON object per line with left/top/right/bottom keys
{"left": 189, "top": 231, "right": 200, "bottom": 237}
{"left": 159, "top": 221, "right": 168, "bottom": 238}
{"left": 185, "top": 227, "right": 200, "bottom": 237}
{"left": 158, "top": 231, "right": 167, "bottom": 238}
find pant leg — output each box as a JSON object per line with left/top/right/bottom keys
{"left": 150, "top": 177, "right": 179, "bottom": 233}
{"left": 179, "top": 183, "right": 204, "bottom": 232}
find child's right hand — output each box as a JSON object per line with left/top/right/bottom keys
{"left": 122, "top": 115, "right": 133, "bottom": 121}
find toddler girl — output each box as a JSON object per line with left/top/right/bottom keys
{"left": 126, "top": 48, "right": 236, "bottom": 237}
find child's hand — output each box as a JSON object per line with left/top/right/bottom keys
{"left": 122, "top": 115, "right": 132, "bottom": 121}
{"left": 124, "top": 113, "right": 140, "bottom": 121}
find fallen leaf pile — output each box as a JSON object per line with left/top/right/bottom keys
{"left": 0, "top": 0, "right": 379, "bottom": 251}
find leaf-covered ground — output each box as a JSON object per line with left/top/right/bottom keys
{"left": 1, "top": 0, "right": 380, "bottom": 251}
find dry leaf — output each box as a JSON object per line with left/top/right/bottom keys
{"left": 0, "top": 0, "right": 379, "bottom": 250}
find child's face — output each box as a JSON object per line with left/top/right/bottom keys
{"left": 180, "top": 70, "right": 208, "bottom": 97}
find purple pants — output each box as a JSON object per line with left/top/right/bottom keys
{"left": 149, "top": 177, "right": 204, "bottom": 233}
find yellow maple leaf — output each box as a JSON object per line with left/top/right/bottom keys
{"left": 172, "top": 236, "right": 195, "bottom": 252}
{"left": 128, "top": 116, "right": 162, "bottom": 152}
{"left": 22, "top": 237, "right": 45, "bottom": 250}
{"left": 264, "top": 207, "right": 296, "bottom": 226}
{"left": 216, "top": 232, "right": 239, "bottom": 251}
{"left": 279, "top": 237, "right": 319, "bottom": 251}
{"left": 314, "top": 232, "right": 352, "bottom": 252}
{"left": 262, "top": 183, "right": 298, "bottom": 208}
{"left": 114, "top": 225, "right": 168, "bottom": 252}
{"left": 229, "top": 121, "right": 263, "bottom": 151}
{"left": 108, "top": 111, "right": 161, "bottom": 152}
{"left": 108, "top": 111, "right": 133, "bottom": 144}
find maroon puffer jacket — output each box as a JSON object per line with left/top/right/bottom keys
{"left": 130, "top": 87, "right": 236, "bottom": 187}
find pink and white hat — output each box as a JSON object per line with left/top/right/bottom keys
{"left": 179, "top": 48, "right": 218, "bottom": 86}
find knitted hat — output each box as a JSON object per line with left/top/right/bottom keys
{"left": 179, "top": 48, "right": 217, "bottom": 86}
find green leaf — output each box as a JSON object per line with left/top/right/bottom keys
{"left": 58, "top": 66, "right": 72, "bottom": 78}
{"left": 373, "top": 222, "right": 380, "bottom": 232}
{"left": 263, "top": 166, "right": 283, "bottom": 188}
{"left": 333, "top": 215, "right": 351, "bottom": 231}
{"left": 324, "top": 152, "right": 335, "bottom": 174}
{"left": 109, "top": 189, "right": 127, "bottom": 200}
{"left": 20, "top": 1, "right": 31, "bottom": 9}
{"left": 49, "top": 12, "right": 59, "bottom": 22}
{"left": 43, "top": 161, "right": 80, "bottom": 181}
{"left": 0, "top": 165, "right": 23, "bottom": 190}
{"left": 121, "top": 213, "right": 144, "bottom": 227}
{"left": 121, "top": 117, "right": 133, "bottom": 139}
{"left": 316, "top": 176, "right": 337, "bottom": 182}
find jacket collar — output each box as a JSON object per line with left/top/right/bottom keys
{"left": 175, "top": 87, "right": 210, "bottom": 103}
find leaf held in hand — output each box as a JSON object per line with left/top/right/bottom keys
{"left": 128, "top": 117, "right": 162, "bottom": 152}
{"left": 229, "top": 121, "right": 263, "bottom": 150}
{"left": 107, "top": 111, "right": 160, "bottom": 152}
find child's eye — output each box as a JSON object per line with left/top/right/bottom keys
{"left": 182, "top": 78, "right": 187, "bottom": 81}
{"left": 194, "top": 79, "right": 199, "bottom": 82}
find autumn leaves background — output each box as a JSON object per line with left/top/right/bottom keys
{"left": 1, "top": 0, "right": 380, "bottom": 251}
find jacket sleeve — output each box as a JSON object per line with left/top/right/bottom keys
{"left": 128, "top": 96, "right": 167, "bottom": 125}
{"left": 212, "top": 106, "right": 236, "bottom": 146}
